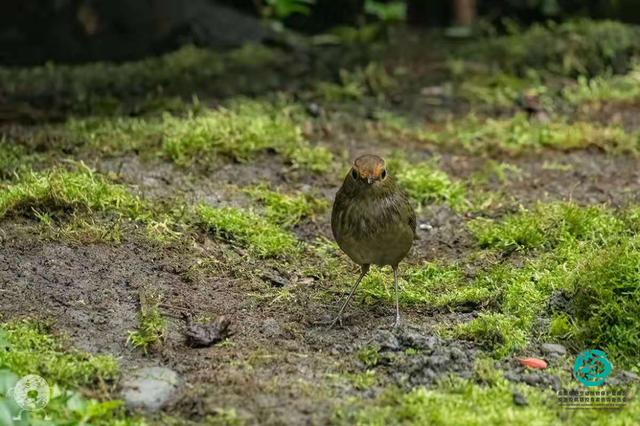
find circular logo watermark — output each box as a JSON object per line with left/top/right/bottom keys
{"left": 12, "top": 374, "right": 50, "bottom": 411}
{"left": 573, "top": 349, "right": 612, "bottom": 387}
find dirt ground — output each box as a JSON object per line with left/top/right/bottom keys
{"left": 1, "top": 30, "right": 640, "bottom": 425}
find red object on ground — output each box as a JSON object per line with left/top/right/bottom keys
{"left": 518, "top": 357, "right": 548, "bottom": 369}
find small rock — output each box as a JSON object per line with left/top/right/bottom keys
{"left": 548, "top": 292, "right": 570, "bottom": 312}
{"left": 620, "top": 371, "right": 640, "bottom": 382}
{"left": 121, "top": 367, "right": 179, "bottom": 412}
{"left": 427, "top": 354, "right": 450, "bottom": 369}
{"left": 549, "top": 376, "right": 561, "bottom": 391}
{"left": 503, "top": 372, "right": 521, "bottom": 383}
{"left": 306, "top": 103, "right": 321, "bottom": 118}
{"left": 185, "top": 316, "right": 231, "bottom": 347}
{"left": 262, "top": 270, "right": 288, "bottom": 288}
{"left": 448, "top": 347, "right": 466, "bottom": 361}
{"left": 522, "top": 374, "right": 541, "bottom": 386}
{"left": 541, "top": 343, "right": 567, "bottom": 356}
{"left": 513, "top": 391, "right": 528, "bottom": 406}
{"left": 419, "top": 223, "right": 433, "bottom": 231}
{"left": 371, "top": 329, "right": 401, "bottom": 351}
{"left": 397, "top": 329, "right": 438, "bottom": 351}
{"left": 420, "top": 86, "right": 446, "bottom": 97}
{"left": 410, "top": 368, "right": 438, "bottom": 385}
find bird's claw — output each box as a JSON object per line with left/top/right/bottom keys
{"left": 391, "top": 315, "right": 401, "bottom": 329}
{"left": 327, "top": 315, "right": 343, "bottom": 330}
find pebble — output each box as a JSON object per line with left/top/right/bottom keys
{"left": 306, "top": 103, "right": 321, "bottom": 118}
{"left": 397, "top": 329, "right": 439, "bottom": 351}
{"left": 121, "top": 367, "right": 179, "bottom": 412}
{"left": 541, "top": 343, "right": 567, "bottom": 356}
{"left": 262, "top": 271, "right": 288, "bottom": 288}
{"left": 371, "top": 329, "right": 401, "bottom": 351}
{"left": 522, "top": 374, "right": 541, "bottom": 386}
{"left": 621, "top": 371, "right": 639, "bottom": 382}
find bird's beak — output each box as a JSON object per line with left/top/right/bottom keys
{"left": 367, "top": 176, "right": 374, "bottom": 184}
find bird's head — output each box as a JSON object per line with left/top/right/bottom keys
{"left": 349, "top": 154, "right": 388, "bottom": 186}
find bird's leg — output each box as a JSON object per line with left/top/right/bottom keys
{"left": 392, "top": 266, "right": 401, "bottom": 328}
{"left": 328, "top": 264, "right": 370, "bottom": 329}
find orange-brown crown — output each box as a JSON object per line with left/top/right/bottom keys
{"left": 352, "top": 154, "right": 386, "bottom": 181}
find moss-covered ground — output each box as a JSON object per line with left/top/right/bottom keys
{"left": 0, "top": 19, "right": 639, "bottom": 425}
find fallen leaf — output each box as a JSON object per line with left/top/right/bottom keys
{"left": 518, "top": 357, "right": 548, "bottom": 369}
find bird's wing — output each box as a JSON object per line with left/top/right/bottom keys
{"left": 399, "top": 190, "right": 417, "bottom": 239}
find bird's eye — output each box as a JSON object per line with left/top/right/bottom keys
{"left": 381, "top": 169, "right": 387, "bottom": 179}
{"left": 351, "top": 169, "right": 358, "bottom": 179}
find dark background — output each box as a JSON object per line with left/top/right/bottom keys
{"left": 2, "top": 0, "right": 640, "bottom": 65}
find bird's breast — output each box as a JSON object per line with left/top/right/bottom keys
{"left": 332, "top": 193, "right": 413, "bottom": 266}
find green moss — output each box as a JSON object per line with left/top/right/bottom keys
{"left": 0, "top": 140, "right": 38, "bottom": 180}
{"left": 457, "top": 203, "right": 640, "bottom": 362}
{"left": 127, "top": 289, "right": 166, "bottom": 353}
{"left": 0, "top": 168, "right": 185, "bottom": 246}
{"left": 371, "top": 109, "right": 418, "bottom": 140}
{"left": 474, "top": 161, "right": 523, "bottom": 185}
{"left": 563, "top": 239, "right": 640, "bottom": 367}
{"left": 0, "top": 168, "right": 147, "bottom": 220}
{"left": 226, "top": 43, "right": 279, "bottom": 67}
{"left": 357, "top": 346, "right": 381, "bottom": 368}
{"left": 549, "top": 314, "right": 572, "bottom": 338}
{"left": 424, "top": 114, "right": 639, "bottom": 154}
{"left": 472, "top": 357, "right": 503, "bottom": 386}
{"left": 453, "top": 313, "right": 529, "bottom": 357}
{"left": 0, "top": 320, "right": 118, "bottom": 388}
{"left": 345, "top": 370, "right": 377, "bottom": 391}
{"left": 69, "top": 99, "right": 331, "bottom": 170}
{"left": 163, "top": 99, "right": 331, "bottom": 171}
{"left": 36, "top": 212, "right": 124, "bottom": 245}
{"left": 202, "top": 410, "right": 245, "bottom": 426}
{"left": 563, "top": 64, "right": 640, "bottom": 105}
{"left": 243, "top": 183, "right": 328, "bottom": 227}
{"left": 335, "top": 376, "right": 639, "bottom": 425}
{"left": 359, "top": 263, "right": 492, "bottom": 309}
{"left": 196, "top": 204, "right": 298, "bottom": 257}
{"left": 0, "top": 44, "right": 284, "bottom": 114}
{"left": 316, "top": 63, "right": 395, "bottom": 101}
{"left": 287, "top": 144, "right": 334, "bottom": 173}
{"left": 457, "top": 58, "right": 640, "bottom": 109}
{"left": 468, "top": 203, "right": 624, "bottom": 252}
{"left": 455, "top": 72, "right": 550, "bottom": 109}
{"left": 65, "top": 115, "right": 166, "bottom": 155}
{"left": 387, "top": 157, "right": 467, "bottom": 211}
{"left": 458, "top": 20, "right": 640, "bottom": 77}
{"left": 398, "top": 164, "right": 466, "bottom": 209}
{"left": 1, "top": 46, "right": 220, "bottom": 97}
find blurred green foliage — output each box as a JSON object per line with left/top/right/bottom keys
{"left": 196, "top": 205, "right": 298, "bottom": 257}
{"left": 264, "top": 0, "right": 315, "bottom": 19}
{"left": 365, "top": 1, "right": 407, "bottom": 23}
{"left": 459, "top": 19, "right": 640, "bottom": 77}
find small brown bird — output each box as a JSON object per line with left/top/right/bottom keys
{"left": 330, "top": 154, "right": 416, "bottom": 328}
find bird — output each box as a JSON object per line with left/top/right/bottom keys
{"left": 330, "top": 154, "right": 416, "bottom": 328}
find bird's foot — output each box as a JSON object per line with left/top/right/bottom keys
{"left": 327, "top": 315, "right": 343, "bottom": 330}
{"left": 391, "top": 315, "right": 401, "bottom": 329}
